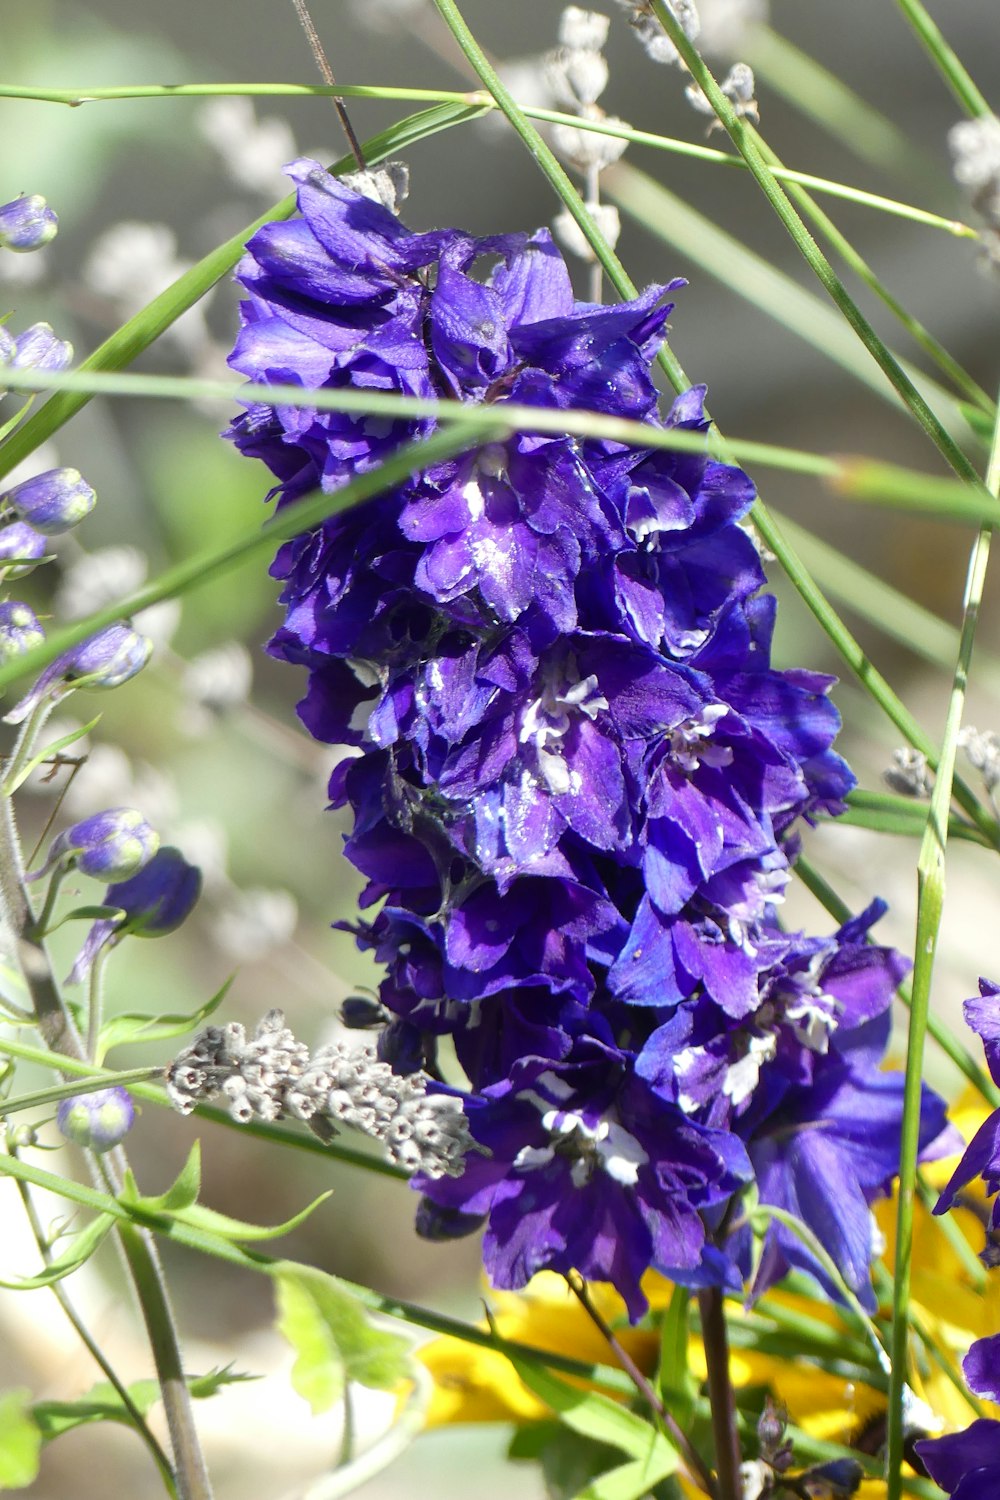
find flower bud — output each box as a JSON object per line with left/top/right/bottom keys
{"left": 11, "top": 322, "right": 73, "bottom": 373}
{"left": 559, "top": 7, "right": 611, "bottom": 51}
{"left": 2, "top": 467, "right": 96, "bottom": 535}
{"left": 57, "top": 1087, "right": 134, "bottom": 1152}
{"left": 0, "top": 194, "right": 58, "bottom": 252}
{"left": 68, "top": 846, "right": 202, "bottom": 984}
{"left": 4, "top": 622, "right": 153, "bottom": 726}
{"left": 31, "top": 807, "right": 160, "bottom": 884}
{"left": 0, "top": 521, "right": 49, "bottom": 578}
{"left": 0, "top": 601, "right": 45, "bottom": 665}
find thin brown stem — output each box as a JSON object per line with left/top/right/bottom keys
{"left": 697, "top": 1288, "right": 743, "bottom": 1500}
{"left": 567, "top": 1271, "right": 718, "bottom": 1498}
{"left": 289, "top": 0, "right": 366, "bottom": 169}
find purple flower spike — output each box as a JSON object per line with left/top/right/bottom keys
{"left": 4, "top": 621, "right": 152, "bottom": 726}
{"left": 3, "top": 467, "right": 96, "bottom": 535}
{"left": 0, "top": 194, "right": 58, "bottom": 252}
{"left": 57, "top": 1086, "right": 134, "bottom": 1152}
{"left": 916, "top": 1419, "right": 1000, "bottom": 1498}
{"left": 30, "top": 807, "right": 159, "bottom": 885}
{"left": 0, "top": 521, "right": 49, "bottom": 578}
{"left": 0, "top": 601, "right": 44, "bottom": 665}
{"left": 935, "top": 979, "right": 1000, "bottom": 1246}
{"left": 68, "top": 846, "right": 202, "bottom": 984}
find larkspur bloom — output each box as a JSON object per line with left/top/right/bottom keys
{"left": 0, "top": 601, "right": 45, "bottom": 664}
{"left": 4, "top": 621, "right": 153, "bottom": 725}
{"left": 935, "top": 979, "right": 1000, "bottom": 1253}
{"left": 0, "top": 520, "right": 49, "bottom": 578}
{"left": 227, "top": 159, "right": 945, "bottom": 1316}
{"left": 916, "top": 1336, "right": 1000, "bottom": 1498}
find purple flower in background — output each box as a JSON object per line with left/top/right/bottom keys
{"left": 4, "top": 621, "right": 152, "bottom": 725}
{"left": 30, "top": 807, "right": 159, "bottom": 884}
{"left": 0, "top": 600, "right": 45, "bottom": 665}
{"left": 936, "top": 978, "right": 1000, "bottom": 1246}
{"left": 916, "top": 1336, "right": 1000, "bottom": 1497}
{"left": 0, "top": 520, "right": 49, "bottom": 578}
{"left": 226, "top": 159, "right": 933, "bottom": 1314}
{"left": 2, "top": 466, "right": 96, "bottom": 535}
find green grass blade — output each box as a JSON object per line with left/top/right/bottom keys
{"left": 839, "top": 789, "right": 990, "bottom": 845}
{"left": 0, "top": 100, "right": 487, "bottom": 482}
{"left": 885, "top": 386, "right": 1000, "bottom": 1498}
{"left": 605, "top": 162, "right": 974, "bottom": 438}
{"left": 893, "top": 0, "right": 992, "bottom": 117}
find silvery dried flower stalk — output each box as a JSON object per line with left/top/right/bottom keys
{"left": 883, "top": 747, "right": 934, "bottom": 799}
{"left": 548, "top": 7, "right": 630, "bottom": 289}
{"left": 685, "top": 61, "right": 759, "bottom": 129}
{"left": 166, "top": 1010, "right": 478, "bottom": 1179}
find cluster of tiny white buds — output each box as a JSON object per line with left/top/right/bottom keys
{"left": 198, "top": 98, "right": 298, "bottom": 196}
{"left": 548, "top": 8, "right": 629, "bottom": 264}
{"left": 612, "top": 0, "right": 700, "bottom": 68}
{"left": 949, "top": 115, "right": 1000, "bottom": 277}
{"left": 181, "top": 641, "right": 253, "bottom": 732}
{"left": 958, "top": 725, "right": 1000, "bottom": 802}
{"left": 883, "top": 746, "right": 934, "bottom": 799}
{"left": 685, "top": 61, "right": 759, "bottom": 128}
{"left": 166, "top": 1010, "right": 479, "bottom": 1179}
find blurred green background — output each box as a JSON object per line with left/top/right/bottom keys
{"left": 1, "top": 1, "right": 999, "bottom": 1495}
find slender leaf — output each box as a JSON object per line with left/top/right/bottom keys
{"left": 98, "top": 976, "right": 233, "bottom": 1060}
{"left": 509, "top": 1354, "right": 677, "bottom": 1473}
{"left": 0, "top": 1391, "right": 40, "bottom": 1490}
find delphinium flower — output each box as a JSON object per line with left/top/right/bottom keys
{"left": 0, "top": 194, "right": 58, "bottom": 253}
{"left": 915, "top": 1335, "right": 1000, "bottom": 1497}
{"left": 57, "top": 1086, "right": 135, "bottom": 1153}
{"left": 227, "top": 159, "right": 947, "bottom": 1319}
{"left": 935, "top": 979, "right": 1000, "bottom": 1252}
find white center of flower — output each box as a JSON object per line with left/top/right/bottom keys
{"left": 668, "top": 704, "right": 733, "bottom": 772}
{"left": 511, "top": 1105, "right": 648, "bottom": 1188}
{"left": 519, "top": 657, "right": 608, "bottom": 796}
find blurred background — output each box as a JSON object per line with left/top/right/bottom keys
{"left": 1, "top": 1, "right": 999, "bottom": 1495}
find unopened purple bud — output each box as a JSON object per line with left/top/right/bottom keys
{"left": 0, "top": 521, "right": 49, "bottom": 578}
{"left": 3, "top": 467, "right": 96, "bottom": 535}
{"left": 32, "top": 807, "right": 159, "bottom": 884}
{"left": 0, "top": 601, "right": 45, "bottom": 664}
{"left": 4, "top": 622, "right": 153, "bottom": 726}
{"left": 108, "top": 846, "right": 202, "bottom": 936}
{"left": 11, "top": 322, "right": 73, "bottom": 374}
{"left": 57, "top": 1086, "right": 134, "bottom": 1152}
{"left": 0, "top": 194, "right": 58, "bottom": 252}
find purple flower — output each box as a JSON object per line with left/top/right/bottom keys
{"left": 936, "top": 979, "right": 1000, "bottom": 1241}
{"left": 9, "top": 322, "right": 73, "bottom": 374}
{"left": 57, "top": 1086, "right": 134, "bottom": 1152}
{"left": 68, "top": 846, "right": 201, "bottom": 983}
{"left": 416, "top": 1031, "right": 750, "bottom": 1320}
{"left": 0, "top": 194, "right": 58, "bottom": 252}
{"left": 916, "top": 1342, "right": 1000, "bottom": 1497}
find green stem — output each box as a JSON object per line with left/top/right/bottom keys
{"left": 0, "top": 1067, "right": 160, "bottom": 1118}
{"left": 893, "top": 0, "right": 992, "bottom": 117}
{"left": 12, "top": 1164, "right": 177, "bottom": 1495}
{"left": 86, "top": 945, "right": 109, "bottom": 1063}
{"left": 886, "top": 390, "right": 1000, "bottom": 1498}
{"left": 30, "top": 869, "right": 65, "bottom": 944}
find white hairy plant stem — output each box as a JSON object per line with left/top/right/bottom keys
{"left": 0, "top": 736, "right": 214, "bottom": 1500}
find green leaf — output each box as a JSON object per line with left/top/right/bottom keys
{"left": 0, "top": 1390, "right": 41, "bottom": 1490}
{"left": 98, "top": 975, "right": 233, "bottom": 1060}
{"left": 32, "top": 1367, "right": 253, "bottom": 1442}
{"left": 3, "top": 716, "right": 100, "bottom": 795}
{"left": 274, "top": 1265, "right": 413, "bottom": 1413}
{"left": 577, "top": 1453, "right": 681, "bottom": 1500}
{"left": 509, "top": 1355, "right": 677, "bottom": 1475}
{"left": 656, "top": 1286, "right": 696, "bottom": 1430}
{"left": 120, "top": 1141, "right": 331, "bottom": 1240}
{"left": 0, "top": 1213, "right": 116, "bottom": 1292}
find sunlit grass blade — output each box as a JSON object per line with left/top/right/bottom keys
{"left": 605, "top": 161, "right": 976, "bottom": 438}
{"left": 893, "top": 0, "right": 992, "bottom": 118}
{"left": 886, "top": 386, "right": 1000, "bottom": 1500}
{"left": 0, "top": 100, "right": 487, "bottom": 482}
